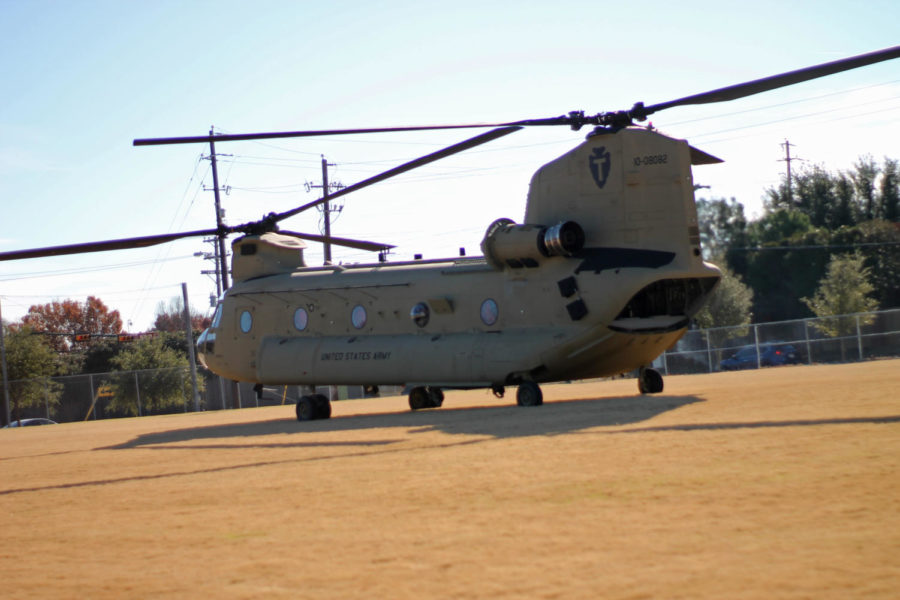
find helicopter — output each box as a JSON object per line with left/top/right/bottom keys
{"left": 2, "top": 45, "right": 898, "bottom": 422}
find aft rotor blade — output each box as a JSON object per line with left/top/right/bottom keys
{"left": 278, "top": 231, "right": 395, "bottom": 252}
{"left": 0, "top": 229, "right": 220, "bottom": 262}
{"left": 642, "top": 45, "right": 900, "bottom": 116}
{"left": 268, "top": 126, "right": 523, "bottom": 223}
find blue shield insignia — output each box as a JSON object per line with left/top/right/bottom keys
{"left": 588, "top": 147, "right": 611, "bottom": 189}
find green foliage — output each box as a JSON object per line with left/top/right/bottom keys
{"left": 721, "top": 153, "right": 900, "bottom": 322}
{"left": 765, "top": 156, "right": 899, "bottom": 228}
{"left": 747, "top": 208, "right": 812, "bottom": 244}
{"left": 878, "top": 158, "right": 899, "bottom": 223}
{"left": 106, "top": 335, "right": 197, "bottom": 416}
{"left": 693, "top": 267, "right": 753, "bottom": 345}
{"left": 3, "top": 325, "right": 62, "bottom": 415}
{"left": 696, "top": 197, "right": 748, "bottom": 260}
{"left": 802, "top": 254, "right": 878, "bottom": 337}
{"left": 694, "top": 268, "right": 753, "bottom": 329}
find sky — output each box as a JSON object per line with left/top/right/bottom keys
{"left": 1, "top": 0, "right": 898, "bottom": 331}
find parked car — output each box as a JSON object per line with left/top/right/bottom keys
{"left": 3, "top": 418, "right": 58, "bottom": 428}
{"left": 720, "top": 343, "right": 800, "bottom": 371}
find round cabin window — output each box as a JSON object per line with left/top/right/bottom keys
{"left": 240, "top": 310, "right": 253, "bottom": 333}
{"left": 351, "top": 305, "right": 367, "bottom": 329}
{"left": 480, "top": 299, "right": 499, "bottom": 326}
{"left": 410, "top": 302, "right": 429, "bottom": 327}
{"left": 293, "top": 308, "right": 308, "bottom": 331}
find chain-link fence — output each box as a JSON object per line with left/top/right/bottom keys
{"left": 5, "top": 365, "right": 401, "bottom": 425}
{"left": 6, "top": 309, "right": 898, "bottom": 424}
{"left": 658, "top": 308, "right": 900, "bottom": 375}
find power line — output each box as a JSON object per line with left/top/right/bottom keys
{"left": 0, "top": 255, "right": 197, "bottom": 282}
{"left": 731, "top": 241, "right": 900, "bottom": 252}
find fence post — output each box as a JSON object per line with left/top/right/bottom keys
{"left": 89, "top": 374, "right": 97, "bottom": 420}
{"left": 804, "top": 320, "right": 813, "bottom": 364}
{"left": 856, "top": 314, "right": 863, "bottom": 361}
{"left": 753, "top": 324, "right": 761, "bottom": 369}
{"left": 706, "top": 330, "right": 713, "bottom": 373}
{"left": 134, "top": 372, "right": 142, "bottom": 417}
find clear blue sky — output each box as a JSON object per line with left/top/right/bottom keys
{"left": 2, "top": 0, "right": 898, "bottom": 329}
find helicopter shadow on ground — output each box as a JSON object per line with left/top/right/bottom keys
{"left": 105, "top": 393, "right": 704, "bottom": 450}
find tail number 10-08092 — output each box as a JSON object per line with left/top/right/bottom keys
{"left": 633, "top": 154, "right": 668, "bottom": 167}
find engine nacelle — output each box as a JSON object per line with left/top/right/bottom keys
{"left": 480, "top": 218, "right": 584, "bottom": 270}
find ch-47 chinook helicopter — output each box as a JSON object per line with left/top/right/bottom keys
{"left": 2, "top": 46, "right": 899, "bottom": 421}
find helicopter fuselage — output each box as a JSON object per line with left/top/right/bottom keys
{"left": 196, "top": 126, "right": 722, "bottom": 392}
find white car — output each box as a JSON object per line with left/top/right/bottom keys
{"left": 3, "top": 418, "right": 58, "bottom": 428}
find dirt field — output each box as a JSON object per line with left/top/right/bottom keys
{"left": 2, "top": 360, "right": 898, "bottom": 599}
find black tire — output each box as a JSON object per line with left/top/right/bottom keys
{"left": 427, "top": 387, "right": 444, "bottom": 408}
{"left": 639, "top": 368, "right": 664, "bottom": 394}
{"left": 311, "top": 394, "right": 332, "bottom": 419}
{"left": 409, "top": 387, "right": 430, "bottom": 410}
{"left": 296, "top": 396, "right": 316, "bottom": 421}
{"left": 516, "top": 381, "right": 543, "bottom": 407}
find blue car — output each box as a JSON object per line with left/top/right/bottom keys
{"left": 720, "top": 344, "right": 800, "bottom": 371}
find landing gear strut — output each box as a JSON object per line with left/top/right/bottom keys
{"left": 638, "top": 367, "right": 664, "bottom": 394}
{"left": 296, "top": 393, "right": 332, "bottom": 421}
{"left": 408, "top": 386, "right": 444, "bottom": 410}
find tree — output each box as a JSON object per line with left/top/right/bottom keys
{"left": 878, "top": 157, "right": 899, "bottom": 223}
{"left": 693, "top": 267, "right": 754, "bottom": 348}
{"left": 107, "top": 335, "right": 196, "bottom": 416}
{"left": 22, "top": 297, "right": 122, "bottom": 352}
{"left": 763, "top": 156, "right": 899, "bottom": 229}
{"left": 153, "top": 297, "right": 212, "bottom": 334}
{"left": 696, "top": 197, "right": 748, "bottom": 260}
{"left": 694, "top": 268, "right": 754, "bottom": 330}
{"left": 802, "top": 253, "right": 879, "bottom": 360}
{"left": 3, "top": 325, "right": 62, "bottom": 421}
{"left": 746, "top": 208, "right": 812, "bottom": 245}
{"left": 852, "top": 155, "right": 879, "bottom": 222}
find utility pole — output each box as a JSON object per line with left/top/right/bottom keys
{"left": 780, "top": 139, "right": 802, "bottom": 205}
{"left": 203, "top": 128, "right": 240, "bottom": 409}
{"left": 321, "top": 156, "right": 333, "bottom": 264}
{"left": 0, "top": 296, "right": 11, "bottom": 427}
{"left": 306, "top": 156, "right": 344, "bottom": 264}
{"left": 204, "top": 127, "right": 230, "bottom": 292}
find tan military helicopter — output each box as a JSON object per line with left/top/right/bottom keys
{"left": 2, "top": 46, "right": 898, "bottom": 421}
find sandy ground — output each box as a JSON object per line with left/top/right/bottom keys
{"left": 1, "top": 359, "right": 898, "bottom": 599}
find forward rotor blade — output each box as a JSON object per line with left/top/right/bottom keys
{"left": 267, "top": 126, "right": 523, "bottom": 223}
{"left": 134, "top": 123, "right": 508, "bottom": 146}
{"left": 278, "top": 231, "right": 395, "bottom": 252}
{"left": 0, "top": 229, "right": 220, "bottom": 262}
{"left": 642, "top": 45, "right": 900, "bottom": 117}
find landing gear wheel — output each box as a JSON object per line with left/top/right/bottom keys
{"left": 409, "top": 386, "right": 443, "bottom": 410}
{"left": 311, "top": 393, "right": 332, "bottom": 419}
{"left": 516, "top": 381, "right": 543, "bottom": 407}
{"left": 427, "top": 387, "right": 444, "bottom": 408}
{"left": 638, "top": 367, "right": 664, "bottom": 394}
{"left": 491, "top": 384, "right": 505, "bottom": 398}
{"left": 409, "top": 387, "right": 430, "bottom": 410}
{"left": 296, "top": 395, "right": 316, "bottom": 421}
